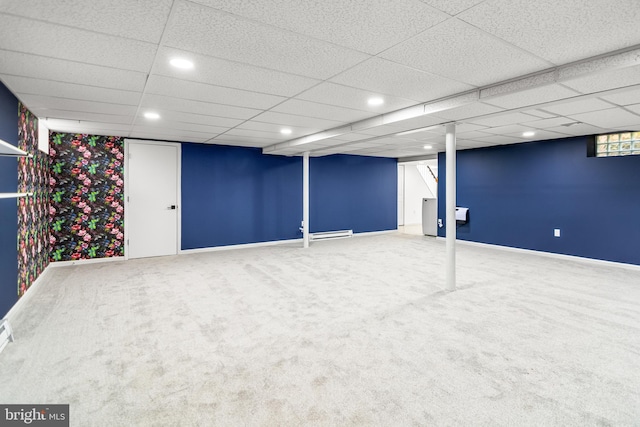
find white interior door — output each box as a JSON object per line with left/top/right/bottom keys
{"left": 398, "top": 164, "right": 404, "bottom": 226}
{"left": 126, "top": 141, "right": 179, "bottom": 259}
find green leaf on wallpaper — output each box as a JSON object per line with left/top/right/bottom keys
{"left": 53, "top": 162, "right": 65, "bottom": 174}
{"left": 88, "top": 246, "right": 98, "bottom": 257}
{"left": 88, "top": 219, "right": 99, "bottom": 230}
{"left": 52, "top": 191, "right": 65, "bottom": 203}
{"left": 52, "top": 219, "right": 65, "bottom": 232}
{"left": 53, "top": 134, "right": 63, "bottom": 146}
{"left": 88, "top": 164, "right": 97, "bottom": 174}
{"left": 52, "top": 249, "right": 64, "bottom": 261}
{"left": 88, "top": 191, "right": 99, "bottom": 202}
{"left": 88, "top": 136, "right": 99, "bottom": 147}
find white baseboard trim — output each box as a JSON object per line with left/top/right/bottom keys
{"left": 4, "top": 264, "right": 52, "bottom": 323}
{"left": 180, "top": 238, "right": 303, "bottom": 254}
{"left": 354, "top": 229, "right": 398, "bottom": 238}
{"left": 437, "top": 237, "right": 640, "bottom": 271}
{"left": 48, "top": 256, "right": 125, "bottom": 268}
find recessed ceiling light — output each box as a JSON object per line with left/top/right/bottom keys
{"left": 280, "top": 128, "right": 292, "bottom": 135}
{"left": 522, "top": 131, "right": 536, "bottom": 137}
{"left": 169, "top": 58, "right": 194, "bottom": 69}
{"left": 368, "top": 97, "right": 384, "bottom": 106}
{"left": 144, "top": 112, "right": 160, "bottom": 120}
{"left": 423, "top": 145, "right": 432, "bottom": 149}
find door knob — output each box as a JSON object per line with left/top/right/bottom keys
{"left": 168, "top": 205, "right": 177, "bottom": 210}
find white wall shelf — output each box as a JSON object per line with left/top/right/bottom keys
{"left": 0, "top": 192, "right": 32, "bottom": 199}
{"left": 0, "top": 138, "right": 28, "bottom": 157}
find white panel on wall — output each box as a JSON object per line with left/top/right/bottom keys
{"left": 38, "top": 120, "right": 49, "bottom": 154}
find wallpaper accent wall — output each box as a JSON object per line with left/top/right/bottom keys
{"left": 17, "top": 103, "right": 50, "bottom": 297}
{"left": 49, "top": 133, "right": 125, "bottom": 261}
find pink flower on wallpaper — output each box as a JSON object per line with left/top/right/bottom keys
{"left": 78, "top": 145, "right": 86, "bottom": 152}
{"left": 81, "top": 159, "right": 88, "bottom": 166}
{"left": 110, "top": 174, "right": 119, "bottom": 181}
{"left": 83, "top": 151, "right": 91, "bottom": 159}
{"left": 83, "top": 234, "right": 92, "bottom": 242}
{"left": 81, "top": 242, "right": 88, "bottom": 249}
{"left": 81, "top": 187, "right": 88, "bottom": 194}
{"left": 116, "top": 152, "right": 123, "bottom": 160}
{"left": 78, "top": 229, "right": 86, "bottom": 236}
{"left": 116, "top": 206, "right": 123, "bottom": 213}
{"left": 50, "top": 235, "right": 56, "bottom": 245}
{"left": 114, "top": 187, "right": 121, "bottom": 193}
{"left": 78, "top": 173, "right": 86, "bottom": 180}
{"left": 49, "top": 147, "right": 56, "bottom": 156}
{"left": 71, "top": 139, "right": 81, "bottom": 146}
{"left": 116, "top": 232, "right": 123, "bottom": 240}
{"left": 83, "top": 178, "right": 91, "bottom": 186}
{"left": 49, "top": 206, "right": 56, "bottom": 216}
{"left": 49, "top": 177, "right": 56, "bottom": 187}
{"left": 114, "top": 161, "right": 121, "bottom": 167}
{"left": 116, "top": 179, "right": 123, "bottom": 186}
{"left": 78, "top": 201, "right": 86, "bottom": 208}
{"left": 83, "top": 206, "right": 91, "bottom": 214}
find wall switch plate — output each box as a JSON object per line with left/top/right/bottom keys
{"left": 554, "top": 228, "right": 561, "bottom": 237}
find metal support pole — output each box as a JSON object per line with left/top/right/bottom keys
{"left": 445, "top": 123, "right": 456, "bottom": 291}
{"left": 303, "top": 152, "right": 310, "bottom": 248}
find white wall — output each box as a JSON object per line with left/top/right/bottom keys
{"left": 403, "top": 164, "right": 434, "bottom": 225}
{"left": 397, "top": 165, "right": 405, "bottom": 226}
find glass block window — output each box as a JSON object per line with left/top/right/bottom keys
{"left": 596, "top": 132, "right": 640, "bottom": 157}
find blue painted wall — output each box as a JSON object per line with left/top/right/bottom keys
{"left": 181, "top": 143, "right": 302, "bottom": 249}
{"left": 0, "top": 81, "right": 19, "bottom": 316}
{"left": 181, "top": 146, "right": 397, "bottom": 249}
{"left": 437, "top": 136, "right": 640, "bottom": 265}
{"left": 310, "top": 154, "right": 397, "bottom": 233}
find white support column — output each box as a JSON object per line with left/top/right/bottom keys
{"left": 303, "top": 152, "right": 310, "bottom": 248}
{"left": 445, "top": 123, "right": 456, "bottom": 291}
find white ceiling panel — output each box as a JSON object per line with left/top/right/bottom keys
{"left": 2, "top": 75, "right": 142, "bottom": 106}
{"left": 545, "top": 123, "right": 606, "bottom": 136}
{"left": 330, "top": 57, "right": 472, "bottom": 102}
{"left": 457, "top": 0, "right": 640, "bottom": 65}
{"left": 130, "top": 132, "right": 210, "bottom": 143}
{"left": 131, "top": 125, "right": 216, "bottom": 139}
{"left": 0, "top": 50, "right": 148, "bottom": 92}
{"left": 522, "top": 109, "right": 558, "bottom": 119}
{"left": 44, "top": 119, "right": 132, "bottom": 135}
{"left": 568, "top": 107, "right": 640, "bottom": 129}
{"left": 191, "top": 0, "right": 448, "bottom": 55}
{"left": 471, "top": 135, "right": 526, "bottom": 145}
{"left": 0, "top": 15, "right": 157, "bottom": 72}
{"left": 483, "top": 84, "right": 581, "bottom": 110}
{"left": 140, "top": 94, "right": 261, "bottom": 120}
{"left": 483, "top": 124, "right": 536, "bottom": 135}
{"left": 297, "top": 82, "right": 417, "bottom": 113}
{"left": 271, "top": 99, "right": 371, "bottom": 123}
{"left": 435, "top": 102, "right": 504, "bottom": 121}
{"left": 466, "top": 112, "right": 540, "bottom": 127}
{"left": 234, "top": 121, "right": 320, "bottom": 139}
{"left": 163, "top": 1, "right": 370, "bottom": 80}
{"left": 32, "top": 110, "right": 133, "bottom": 125}
{"left": 599, "top": 88, "right": 640, "bottom": 106}
{"left": 562, "top": 64, "right": 640, "bottom": 94}
{"left": 505, "top": 129, "right": 569, "bottom": 141}
{"left": 0, "top": 0, "right": 172, "bottom": 44}
{"left": 541, "top": 97, "right": 616, "bottom": 116}
{"left": 210, "top": 135, "right": 280, "bottom": 147}
{"left": 147, "top": 110, "right": 244, "bottom": 128}
{"left": 145, "top": 75, "right": 286, "bottom": 110}
{"left": 153, "top": 47, "right": 321, "bottom": 97}
{"left": 130, "top": 118, "right": 228, "bottom": 136}
{"left": 381, "top": 18, "right": 550, "bottom": 87}
{"left": 223, "top": 128, "right": 290, "bottom": 141}
{"left": 250, "top": 112, "right": 345, "bottom": 130}
{"left": 621, "top": 103, "right": 640, "bottom": 118}
{"left": 526, "top": 116, "right": 586, "bottom": 130}
{"left": 18, "top": 94, "right": 137, "bottom": 116}
{"left": 419, "top": 0, "right": 487, "bottom": 16}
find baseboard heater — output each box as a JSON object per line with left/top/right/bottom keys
{"left": 310, "top": 229, "right": 353, "bottom": 241}
{"left": 0, "top": 319, "right": 14, "bottom": 354}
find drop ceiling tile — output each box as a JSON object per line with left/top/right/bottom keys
{"left": 154, "top": 48, "right": 321, "bottom": 97}
{"left": 0, "top": 15, "right": 157, "bottom": 72}
{"left": 140, "top": 94, "right": 261, "bottom": 120}
{"left": 1, "top": 0, "right": 172, "bottom": 43}
{"left": 600, "top": 88, "right": 640, "bottom": 106}
{"left": 145, "top": 75, "right": 286, "bottom": 110}
{"left": 131, "top": 119, "right": 229, "bottom": 135}
{"left": 435, "top": 102, "right": 503, "bottom": 121}
{"left": 453, "top": 123, "right": 490, "bottom": 133}
{"left": 545, "top": 123, "right": 605, "bottom": 136}
{"left": 505, "top": 129, "right": 568, "bottom": 141}
{"left": 381, "top": 18, "right": 549, "bottom": 87}
{"left": 44, "top": 119, "right": 132, "bottom": 135}
{"left": 419, "top": 0, "right": 487, "bottom": 15}
{"left": 130, "top": 132, "right": 210, "bottom": 143}
{"left": 324, "top": 132, "right": 376, "bottom": 142}
{"left": 454, "top": 130, "right": 493, "bottom": 139}
{"left": 131, "top": 125, "right": 217, "bottom": 140}
{"left": 540, "top": 97, "right": 615, "bottom": 116}
{"left": 471, "top": 135, "right": 526, "bottom": 145}
{"left": 271, "top": 99, "right": 371, "bottom": 122}
{"left": 224, "top": 128, "right": 289, "bottom": 141}
{"left": 235, "top": 121, "right": 319, "bottom": 138}
{"left": 482, "top": 84, "right": 581, "bottom": 109}
{"left": 483, "top": 124, "right": 534, "bottom": 135}
{"left": 466, "top": 112, "right": 539, "bottom": 127}
{"left": 622, "top": 103, "right": 640, "bottom": 118}
{"left": 149, "top": 111, "right": 243, "bottom": 128}
{"left": 297, "top": 82, "right": 417, "bottom": 113}
{"left": 458, "top": 0, "right": 640, "bottom": 65}
{"left": 523, "top": 109, "right": 559, "bottom": 119}
{"left": 568, "top": 107, "right": 640, "bottom": 129}
{"left": 31, "top": 109, "right": 133, "bottom": 125}
{"left": 250, "top": 112, "right": 344, "bottom": 130}
{"left": 562, "top": 64, "right": 640, "bottom": 94}
{"left": 330, "top": 57, "right": 472, "bottom": 102}
{"left": 211, "top": 135, "right": 280, "bottom": 147}
{"left": 526, "top": 117, "right": 584, "bottom": 129}
{"left": 353, "top": 124, "right": 407, "bottom": 137}
{"left": 3, "top": 75, "right": 141, "bottom": 105}
{"left": 18, "top": 94, "right": 138, "bottom": 116}
{"left": 379, "top": 114, "right": 446, "bottom": 133}
{"left": 164, "top": 1, "right": 371, "bottom": 80}
{"left": 0, "top": 50, "right": 148, "bottom": 92}
{"left": 192, "top": 0, "right": 448, "bottom": 54}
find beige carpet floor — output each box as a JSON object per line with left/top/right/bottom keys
{"left": 1, "top": 233, "right": 639, "bottom": 426}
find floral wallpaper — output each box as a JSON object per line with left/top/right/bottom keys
{"left": 17, "top": 103, "right": 50, "bottom": 297}
{"left": 49, "top": 133, "right": 125, "bottom": 261}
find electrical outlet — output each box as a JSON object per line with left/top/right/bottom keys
{"left": 554, "top": 228, "right": 561, "bottom": 237}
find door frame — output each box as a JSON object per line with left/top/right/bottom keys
{"left": 123, "top": 139, "right": 181, "bottom": 260}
